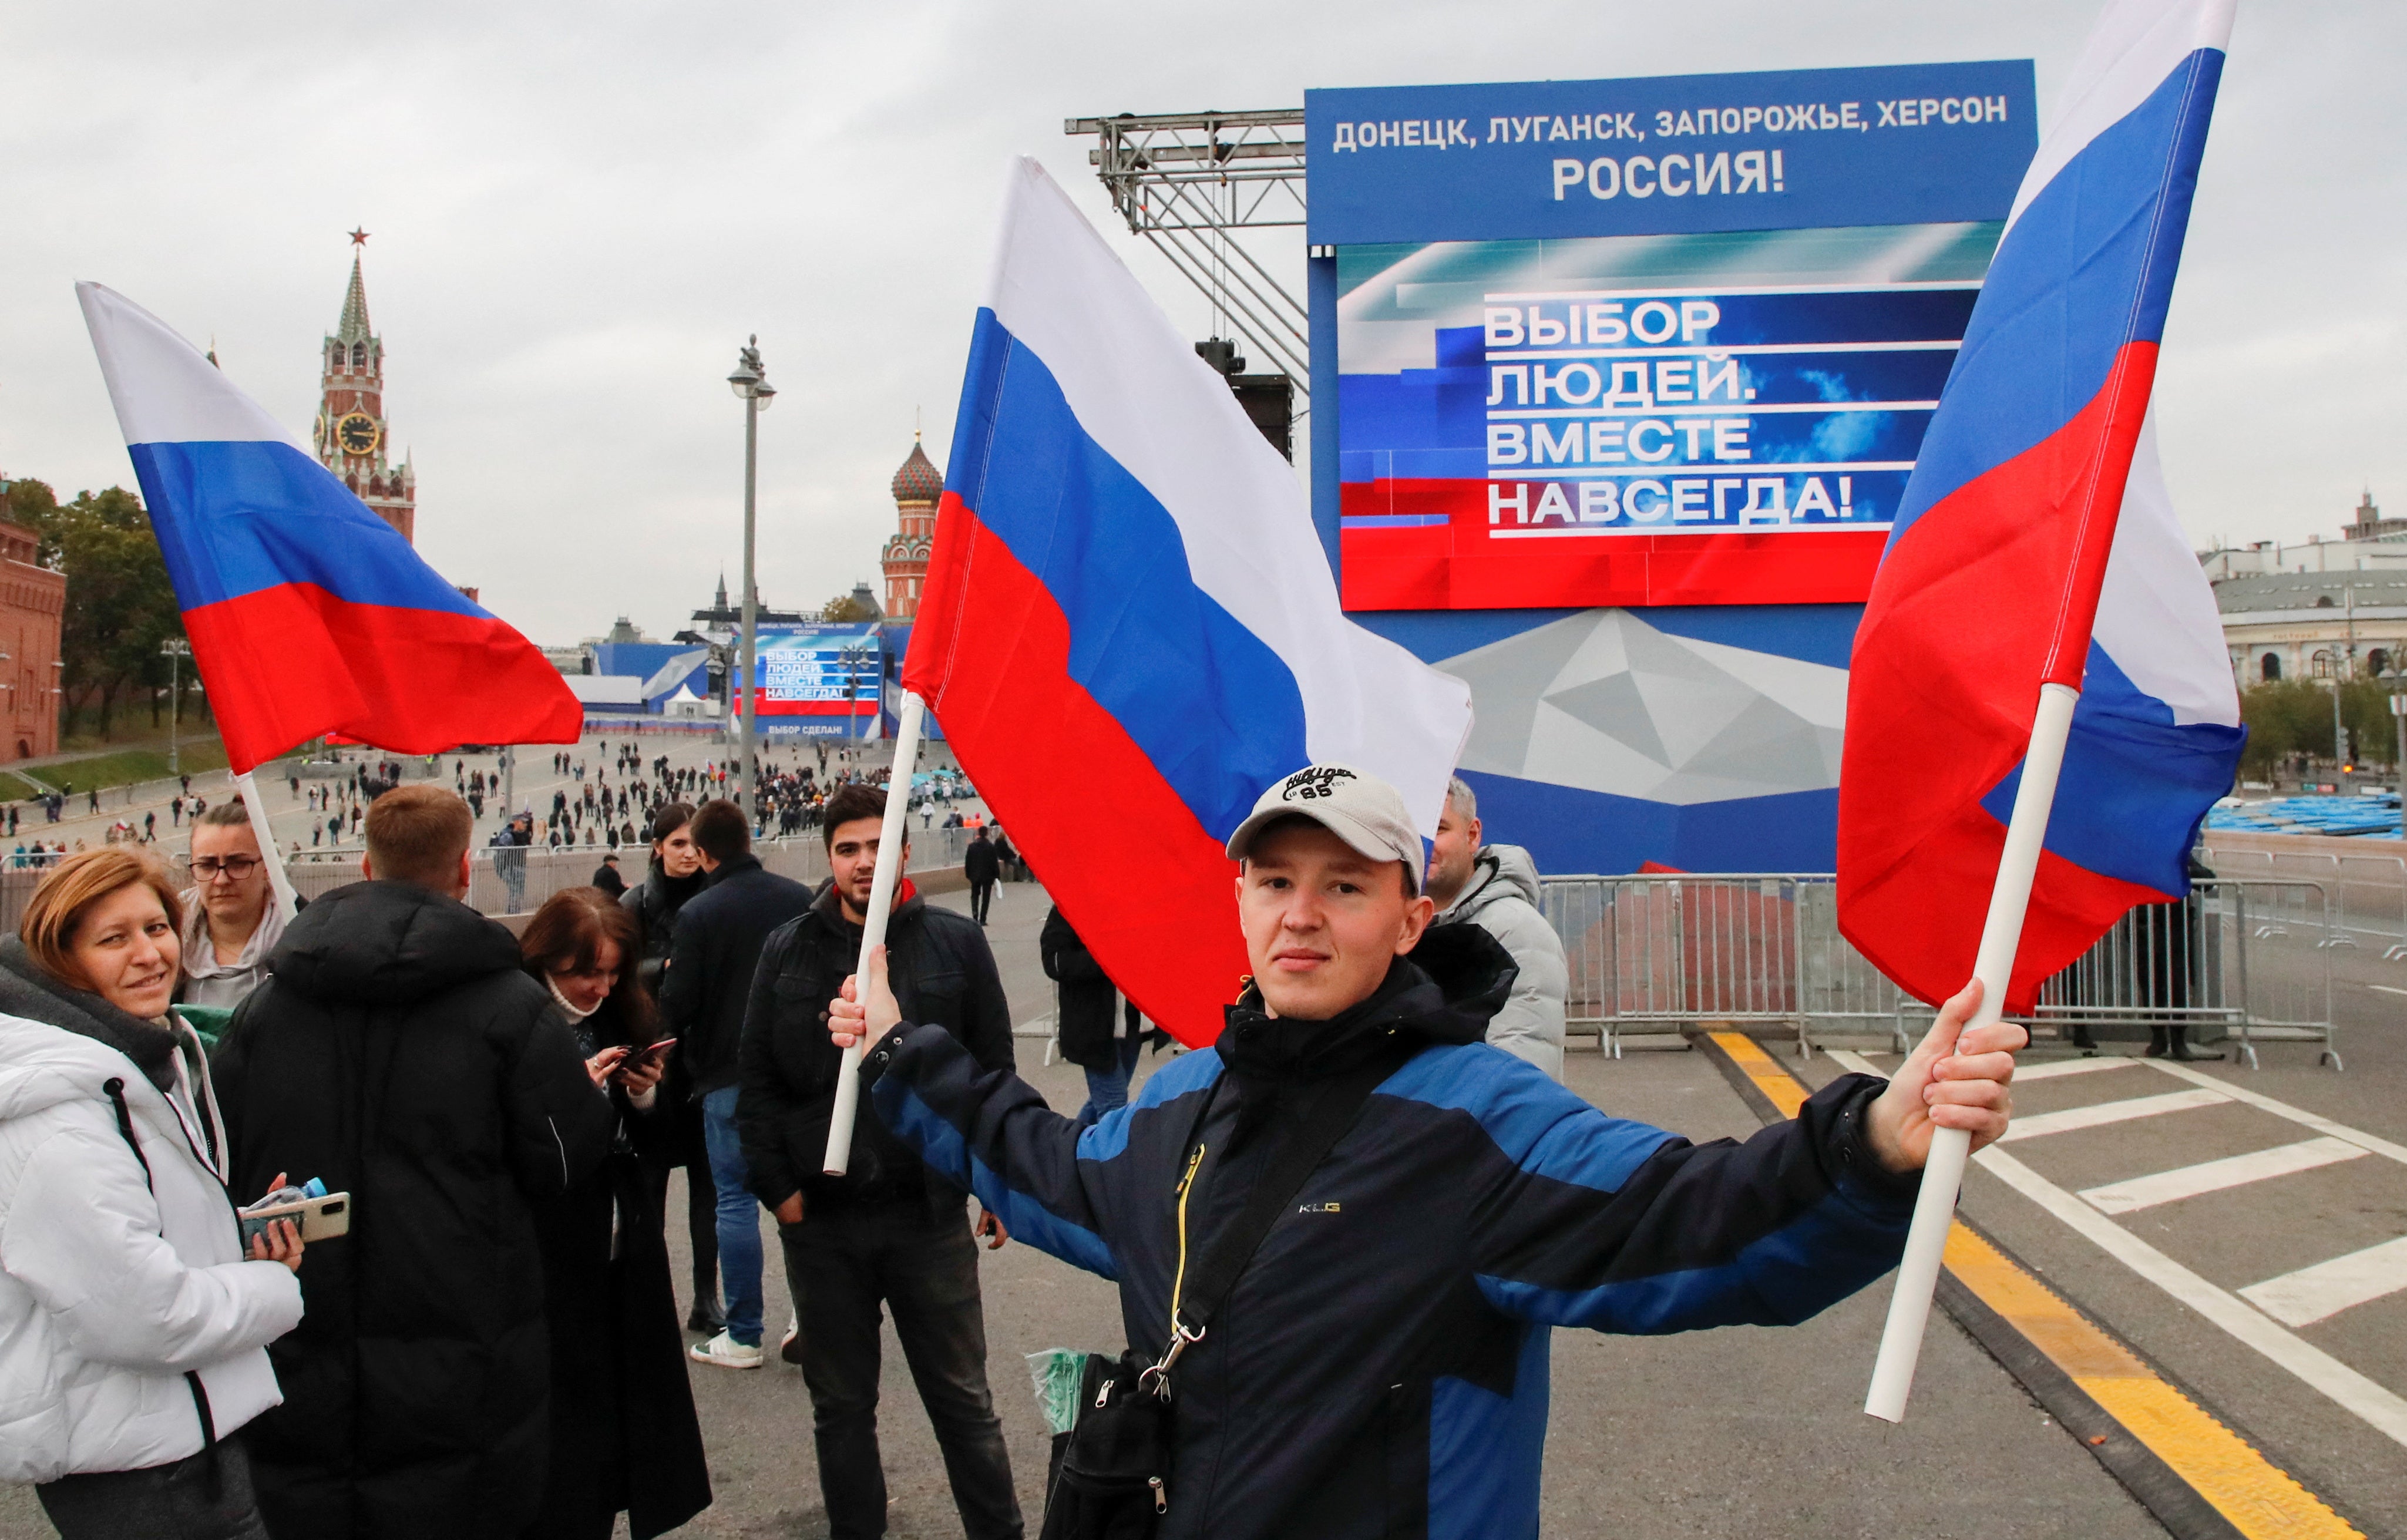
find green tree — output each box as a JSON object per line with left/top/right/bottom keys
{"left": 820, "top": 590, "right": 879, "bottom": 623}
{"left": 5, "top": 478, "right": 191, "bottom": 740}
{"left": 2238, "top": 677, "right": 2402, "bottom": 774}
{"left": 2341, "top": 678, "right": 2401, "bottom": 766}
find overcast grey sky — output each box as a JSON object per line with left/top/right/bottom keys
{"left": 1, "top": 1, "right": 2396, "bottom": 645}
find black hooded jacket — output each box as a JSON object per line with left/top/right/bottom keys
{"left": 210, "top": 880, "right": 616, "bottom": 1540}
{"left": 863, "top": 923, "right": 1919, "bottom": 1540}
{"left": 620, "top": 860, "right": 704, "bottom": 998}
{"left": 737, "top": 880, "right": 1013, "bottom": 1216}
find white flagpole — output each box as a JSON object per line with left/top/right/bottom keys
{"left": 232, "top": 769, "right": 299, "bottom": 920}
{"left": 822, "top": 690, "right": 927, "bottom": 1176}
{"left": 1864, "top": 681, "right": 2077, "bottom": 1421}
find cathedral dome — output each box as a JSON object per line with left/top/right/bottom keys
{"left": 890, "top": 440, "right": 943, "bottom": 505}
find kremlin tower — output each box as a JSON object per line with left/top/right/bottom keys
{"left": 312, "top": 234, "right": 418, "bottom": 543}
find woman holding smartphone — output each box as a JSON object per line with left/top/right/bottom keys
{"left": 520, "top": 887, "right": 711, "bottom": 1540}
{"left": 620, "top": 801, "right": 723, "bottom": 1333}
{"left": 0, "top": 849, "right": 304, "bottom": 1539}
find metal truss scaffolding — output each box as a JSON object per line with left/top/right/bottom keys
{"left": 1064, "top": 109, "right": 1309, "bottom": 402}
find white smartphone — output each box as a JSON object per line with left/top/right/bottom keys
{"left": 239, "top": 1191, "right": 351, "bottom": 1246}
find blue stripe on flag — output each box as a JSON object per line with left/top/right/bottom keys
{"left": 942, "top": 309, "right": 1310, "bottom": 843}
{"left": 1979, "top": 643, "right": 2246, "bottom": 895}
{"left": 1888, "top": 49, "right": 2224, "bottom": 552}
{"left": 127, "top": 439, "right": 486, "bottom": 616}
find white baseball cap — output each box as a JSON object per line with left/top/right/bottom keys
{"left": 1224, "top": 764, "right": 1424, "bottom": 895}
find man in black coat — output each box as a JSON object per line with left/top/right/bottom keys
{"left": 659, "top": 798, "right": 812, "bottom": 1367}
{"left": 1039, "top": 903, "right": 1141, "bottom": 1124}
{"left": 212, "top": 785, "right": 616, "bottom": 1540}
{"left": 739, "top": 781, "right": 1021, "bottom": 1540}
{"left": 962, "top": 825, "right": 999, "bottom": 925}
{"left": 591, "top": 850, "right": 627, "bottom": 898}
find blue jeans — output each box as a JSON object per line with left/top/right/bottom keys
{"left": 701, "top": 1085, "right": 765, "bottom": 1346}
{"left": 1078, "top": 1034, "right": 1144, "bottom": 1126}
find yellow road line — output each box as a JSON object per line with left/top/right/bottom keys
{"left": 1944, "top": 1225, "right": 2358, "bottom": 1539}
{"left": 1715, "top": 1032, "right": 2362, "bottom": 1540}
{"left": 1705, "top": 1029, "right": 1808, "bottom": 1118}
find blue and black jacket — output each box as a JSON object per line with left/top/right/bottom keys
{"left": 865, "top": 924, "right": 1918, "bottom": 1540}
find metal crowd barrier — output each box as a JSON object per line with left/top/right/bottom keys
{"left": 2198, "top": 838, "right": 2406, "bottom": 951}
{"left": 1538, "top": 872, "right": 2343, "bottom": 1071}
{"left": 468, "top": 822, "right": 983, "bottom": 917}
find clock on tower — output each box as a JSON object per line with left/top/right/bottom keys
{"left": 312, "top": 233, "right": 418, "bottom": 544}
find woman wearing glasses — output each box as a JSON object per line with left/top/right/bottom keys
{"left": 179, "top": 803, "right": 283, "bottom": 1010}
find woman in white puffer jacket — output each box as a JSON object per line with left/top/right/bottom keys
{"left": 0, "top": 848, "right": 305, "bottom": 1538}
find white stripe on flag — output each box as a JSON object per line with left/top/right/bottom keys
{"left": 981, "top": 159, "right": 1471, "bottom": 835}
{"left": 2090, "top": 410, "right": 2243, "bottom": 727}
{"left": 2002, "top": 0, "right": 2238, "bottom": 240}
{"left": 76, "top": 283, "right": 303, "bottom": 449}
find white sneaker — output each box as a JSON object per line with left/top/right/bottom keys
{"left": 688, "top": 1330, "right": 764, "bottom": 1370}
{"left": 779, "top": 1319, "right": 805, "bottom": 1365}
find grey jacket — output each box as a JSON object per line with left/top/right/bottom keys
{"left": 1432, "top": 844, "right": 1567, "bottom": 1080}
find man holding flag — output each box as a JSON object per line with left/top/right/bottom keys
{"left": 828, "top": 762, "right": 2022, "bottom": 1539}
{"left": 795, "top": 153, "right": 2028, "bottom": 1540}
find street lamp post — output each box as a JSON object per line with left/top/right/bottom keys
{"left": 160, "top": 638, "right": 190, "bottom": 775}
{"left": 2387, "top": 655, "right": 2406, "bottom": 840}
{"left": 728, "top": 338, "right": 776, "bottom": 823}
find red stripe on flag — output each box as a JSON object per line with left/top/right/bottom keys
{"left": 907, "top": 492, "right": 1248, "bottom": 1047}
{"left": 1839, "top": 341, "right": 2163, "bottom": 1008}
{"left": 1843, "top": 799, "right": 2169, "bottom": 1014}
{"left": 184, "top": 584, "right": 581, "bottom": 772}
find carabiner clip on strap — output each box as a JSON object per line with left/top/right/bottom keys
{"left": 1138, "top": 1316, "right": 1206, "bottom": 1400}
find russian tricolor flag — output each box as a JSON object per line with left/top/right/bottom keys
{"left": 1838, "top": 0, "right": 2247, "bottom": 1011}
{"left": 907, "top": 159, "right": 1473, "bottom": 1045}
{"left": 79, "top": 283, "right": 580, "bottom": 774}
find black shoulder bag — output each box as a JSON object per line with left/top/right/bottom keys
{"left": 1038, "top": 1049, "right": 1402, "bottom": 1540}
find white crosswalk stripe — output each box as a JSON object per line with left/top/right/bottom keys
{"left": 1995, "top": 1087, "right": 2230, "bottom": 1142}
{"left": 2240, "top": 1236, "right": 2407, "bottom": 1328}
{"left": 2014, "top": 1055, "right": 2148, "bottom": 1082}
{"left": 2077, "top": 1136, "right": 2368, "bottom": 1215}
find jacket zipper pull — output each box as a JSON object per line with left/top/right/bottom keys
{"left": 1149, "top": 1475, "right": 1166, "bottom": 1513}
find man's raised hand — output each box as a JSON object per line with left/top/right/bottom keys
{"left": 828, "top": 943, "right": 903, "bottom": 1053}
{"left": 1864, "top": 979, "right": 2024, "bottom": 1174}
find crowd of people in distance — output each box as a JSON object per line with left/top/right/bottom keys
{"left": 0, "top": 743, "right": 2023, "bottom": 1540}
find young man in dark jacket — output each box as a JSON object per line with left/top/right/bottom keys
{"left": 740, "top": 782, "right": 1021, "bottom": 1540}
{"left": 831, "top": 762, "right": 2026, "bottom": 1540}
{"left": 661, "top": 798, "right": 813, "bottom": 1367}
{"left": 212, "top": 785, "right": 616, "bottom": 1540}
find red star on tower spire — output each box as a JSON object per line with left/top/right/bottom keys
{"left": 347, "top": 227, "right": 370, "bottom": 247}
